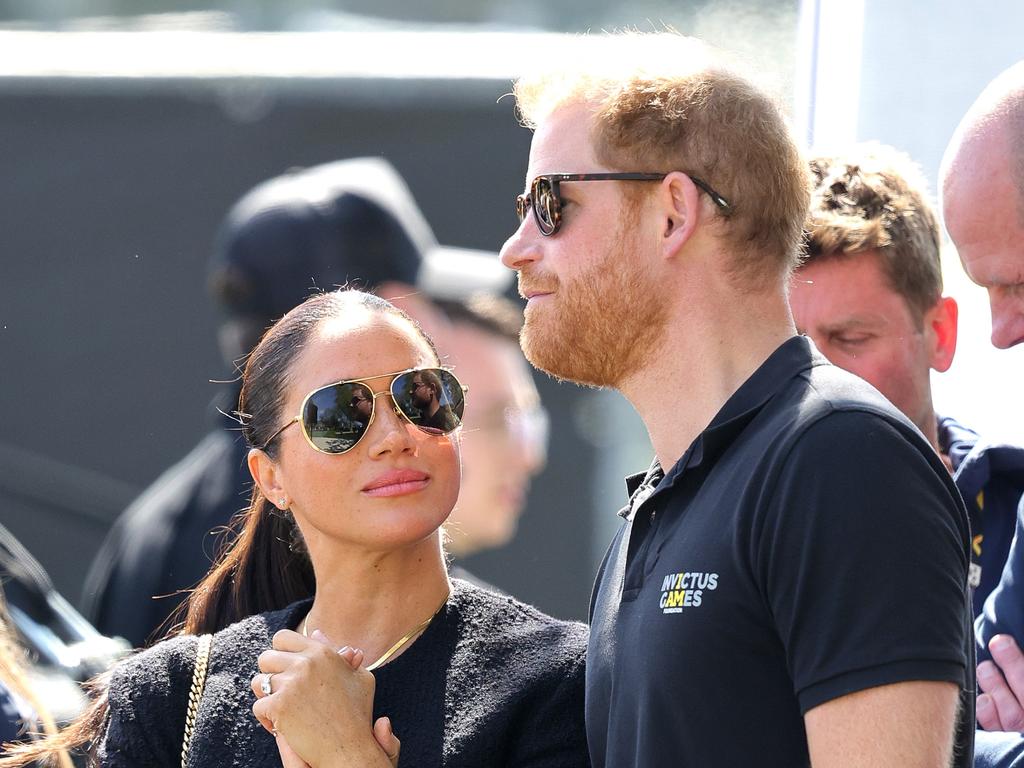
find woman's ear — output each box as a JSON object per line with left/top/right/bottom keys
{"left": 248, "top": 448, "right": 289, "bottom": 509}
{"left": 660, "top": 172, "right": 702, "bottom": 260}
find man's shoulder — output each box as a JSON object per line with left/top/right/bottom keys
{"left": 797, "top": 359, "right": 912, "bottom": 424}
{"left": 755, "top": 361, "right": 928, "bottom": 459}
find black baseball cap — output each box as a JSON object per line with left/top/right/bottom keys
{"left": 209, "top": 157, "right": 510, "bottom": 321}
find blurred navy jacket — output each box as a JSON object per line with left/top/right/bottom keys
{"left": 939, "top": 415, "right": 1024, "bottom": 624}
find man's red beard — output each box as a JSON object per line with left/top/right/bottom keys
{"left": 517, "top": 233, "right": 667, "bottom": 389}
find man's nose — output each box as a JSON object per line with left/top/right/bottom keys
{"left": 988, "top": 289, "right": 1024, "bottom": 349}
{"left": 500, "top": 217, "right": 541, "bottom": 272}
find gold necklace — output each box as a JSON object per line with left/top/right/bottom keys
{"left": 301, "top": 591, "right": 449, "bottom": 672}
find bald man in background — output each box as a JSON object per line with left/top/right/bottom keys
{"left": 941, "top": 62, "right": 1024, "bottom": 764}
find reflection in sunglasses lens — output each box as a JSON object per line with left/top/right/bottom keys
{"left": 534, "top": 178, "right": 556, "bottom": 233}
{"left": 304, "top": 382, "right": 373, "bottom": 453}
{"left": 392, "top": 369, "right": 466, "bottom": 436}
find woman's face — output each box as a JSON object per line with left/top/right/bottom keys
{"left": 260, "top": 311, "right": 461, "bottom": 554}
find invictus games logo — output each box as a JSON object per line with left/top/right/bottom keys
{"left": 659, "top": 571, "right": 719, "bottom": 613}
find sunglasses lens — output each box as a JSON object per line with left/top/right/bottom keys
{"left": 302, "top": 382, "right": 374, "bottom": 453}
{"left": 391, "top": 369, "right": 465, "bottom": 436}
{"left": 533, "top": 177, "right": 558, "bottom": 235}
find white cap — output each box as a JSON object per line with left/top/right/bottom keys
{"left": 420, "top": 245, "right": 514, "bottom": 300}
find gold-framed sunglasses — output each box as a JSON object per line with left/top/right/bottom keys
{"left": 515, "top": 172, "right": 731, "bottom": 236}
{"left": 261, "top": 367, "right": 467, "bottom": 455}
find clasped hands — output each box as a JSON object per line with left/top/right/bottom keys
{"left": 250, "top": 629, "right": 400, "bottom": 768}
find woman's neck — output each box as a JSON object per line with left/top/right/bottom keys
{"left": 301, "top": 534, "right": 451, "bottom": 664}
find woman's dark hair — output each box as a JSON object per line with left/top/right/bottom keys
{"left": 0, "top": 288, "right": 439, "bottom": 767}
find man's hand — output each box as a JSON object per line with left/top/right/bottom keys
{"left": 979, "top": 635, "right": 1024, "bottom": 732}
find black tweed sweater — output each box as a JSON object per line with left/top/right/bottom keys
{"left": 99, "top": 580, "right": 590, "bottom": 767}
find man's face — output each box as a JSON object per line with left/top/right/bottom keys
{"left": 446, "top": 324, "right": 546, "bottom": 554}
{"left": 790, "top": 251, "right": 953, "bottom": 438}
{"left": 499, "top": 101, "right": 667, "bottom": 388}
{"left": 411, "top": 374, "right": 434, "bottom": 408}
{"left": 943, "top": 128, "right": 1024, "bottom": 349}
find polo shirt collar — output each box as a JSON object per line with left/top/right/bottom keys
{"left": 622, "top": 335, "right": 827, "bottom": 506}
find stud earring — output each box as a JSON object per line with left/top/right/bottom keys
{"left": 278, "top": 498, "right": 288, "bottom": 509}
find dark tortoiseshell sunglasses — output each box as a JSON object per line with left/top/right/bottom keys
{"left": 515, "top": 172, "right": 731, "bottom": 236}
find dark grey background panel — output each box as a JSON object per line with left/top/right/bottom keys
{"left": 0, "top": 76, "right": 600, "bottom": 621}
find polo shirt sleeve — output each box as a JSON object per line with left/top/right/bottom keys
{"left": 755, "top": 410, "right": 971, "bottom": 713}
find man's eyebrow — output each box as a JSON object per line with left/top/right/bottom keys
{"left": 818, "top": 316, "right": 886, "bottom": 334}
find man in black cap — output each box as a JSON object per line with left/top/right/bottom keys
{"left": 82, "top": 158, "right": 510, "bottom": 647}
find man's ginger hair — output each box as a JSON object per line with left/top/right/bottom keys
{"left": 804, "top": 144, "right": 942, "bottom": 323}
{"left": 512, "top": 33, "right": 810, "bottom": 287}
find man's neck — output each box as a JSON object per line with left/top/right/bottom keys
{"left": 920, "top": 408, "right": 950, "bottom": 472}
{"left": 618, "top": 288, "right": 796, "bottom": 471}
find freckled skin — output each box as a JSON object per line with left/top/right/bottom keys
{"left": 268, "top": 312, "right": 461, "bottom": 555}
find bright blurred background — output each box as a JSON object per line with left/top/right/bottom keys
{"left": 1, "top": 0, "right": 1021, "bottom": 625}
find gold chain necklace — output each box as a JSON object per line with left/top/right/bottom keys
{"left": 301, "top": 591, "right": 449, "bottom": 672}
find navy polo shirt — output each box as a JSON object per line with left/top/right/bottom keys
{"left": 586, "top": 336, "right": 974, "bottom": 768}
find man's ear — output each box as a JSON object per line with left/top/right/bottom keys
{"left": 248, "top": 447, "right": 289, "bottom": 508}
{"left": 925, "top": 295, "right": 958, "bottom": 373}
{"left": 660, "top": 172, "right": 703, "bottom": 260}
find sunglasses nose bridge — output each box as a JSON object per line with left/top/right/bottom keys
{"left": 365, "top": 387, "right": 410, "bottom": 424}
{"left": 362, "top": 393, "right": 420, "bottom": 458}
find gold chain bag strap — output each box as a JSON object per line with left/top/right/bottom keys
{"left": 180, "top": 634, "right": 213, "bottom": 768}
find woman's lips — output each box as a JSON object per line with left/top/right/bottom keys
{"left": 361, "top": 469, "right": 431, "bottom": 498}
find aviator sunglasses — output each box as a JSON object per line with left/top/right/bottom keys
{"left": 260, "top": 367, "right": 467, "bottom": 455}
{"left": 515, "top": 172, "right": 732, "bottom": 236}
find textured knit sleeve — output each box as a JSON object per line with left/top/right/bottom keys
{"left": 505, "top": 623, "right": 590, "bottom": 768}
{"left": 98, "top": 635, "right": 197, "bottom": 768}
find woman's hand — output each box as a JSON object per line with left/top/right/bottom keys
{"left": 276, "top": 732, "right": 312, "bottom": 768}
{"left": 250, "top": 629, "right": 399, "bottom": 768}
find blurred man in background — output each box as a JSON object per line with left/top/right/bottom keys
{"left": 82, "top": 158, "right": 519, "bottom": 648}
{"left": 436, "top": 294, "right": 548, "bottom": 579}
{"left": 791, "top": 144, "right": 1024, "bottom": 616}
